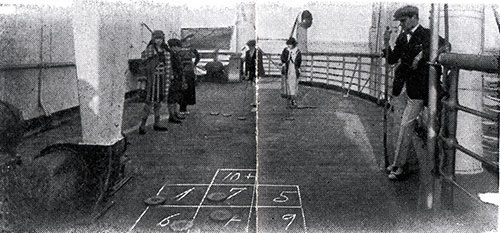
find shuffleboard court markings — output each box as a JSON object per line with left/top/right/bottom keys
{"left": 218, "top": 168, "right": 257, "bottom": 171}
{"left": 193, "top": 207, "right": 251, "bottom": 232}
{"left": 297, "top": 185, "right": 308, "bottom": 232}
{"left": 152, "top": 205, "right": 302, "bottom": 208}
{"left": 127, "top": 181, "right": 174, "bottom": 233}
{"left": 257, "top": 207, "right": 307, "bottom": 233}
{"left": 214, "top": 169, "right": 257, "bottom": 185}
{"left": 158, "top": 186, "right": 206, "bottom": 206}
{"left": 128, "top": 168, "right": 307, "bottom": 233}
{"left": 257, "top": 185, "right": 301, "bottom": 207}
{"left": 245, "top": 181, "right": 257, "bottom": 233}
{"left": 201, "top": 185, "right": 255, "bottom": 207}
{"left": 131, "top": 207, "right": 197, "bottom": 232}
{"left": 164, "top": 183, "right": 255, "bottom": 187}
{"left": 192, "top": 169, "right": 220, "bottom": 220}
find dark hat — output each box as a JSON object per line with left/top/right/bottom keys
{"left": 286, "top": 37, "right": 298, "bottom": 46}
{"left": 167, "top": 38, "right": 182, "bottom": 47}
{"left": 151, "top": 30, "right": 165, "bottom": 39}
{"left": 181, "top": 34, "right": 194, "bottom": 42}
{"left": 393, "top": 5, "right": 419, "bottom": 20}
{"left": 246, "top": 40, "right": 256, "bottom": 47}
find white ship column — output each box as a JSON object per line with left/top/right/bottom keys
{"left": 72, "top": 0, "right": 126, "bottom": 145}
{"left": 296, "top": 25, "right": 308, "bottom": 53}
{"left": 444, "top": 5, "right": 485, "bottom": 174}
{"left": 235, "top": 3, "right": 256, "bottom": 52}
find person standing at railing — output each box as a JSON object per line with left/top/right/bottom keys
{"left": 244, "top": 40, "right": 265, "bottom": 83}
{"left": 382, "top": 5, "right": 449, "bottom": 180}
{"left": 280, "top": 37, "right": 302, "bottom": 108}
{"left": 138, "top": 30, "right": 171, "bottom": 134}
{"left": 240, "top": 45, "right": 248, "bottom": 78}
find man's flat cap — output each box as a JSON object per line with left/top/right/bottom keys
{"left": 393, "top": 5, "right": 419, "bottom": 20}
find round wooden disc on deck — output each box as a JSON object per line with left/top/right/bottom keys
{"left": 207, "top": 192, "right": 227, "bottom": 202}
{"left": 209, "top": 209, "right": 232, "bottom": 222}
{"left": 296, "top": 105, "right": 317, "bottom": 109}
{"left": 144, "top": 196, "right": 166, "bottom": 206}
{"left": 169, "top": 219, "right": 194, "bottom": 231}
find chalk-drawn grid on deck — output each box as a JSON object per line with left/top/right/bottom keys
{"left": 128, "top": 168, "right": 307, "bottom": 233}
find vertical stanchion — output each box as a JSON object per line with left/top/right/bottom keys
{"left": 425, "top": 3, "right": 441, "bottom": 210}
{"left": 268, "top": 56, "right": 271, "bottom": 75}
{"left": 383, "top": 26, "right": 391, "bottom": 170}
{"left": 326, "top": 56, "right": 330, "bottom": 85}
{"left": 309, "top": 55, "right": 314, "bottom": 82}
{"left": 441, "top": 68, "right": 459, "bottom": 210}
{"left": 342, "top": 57, "right": 346, "bottom": 89}
{"left": 358, "top": 57, "right": 362, "bottom": 92}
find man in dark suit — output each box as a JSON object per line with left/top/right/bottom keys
{"left": 383, "top": 5, "right": 449, "bottom": 180}
{"left": 244, "top": 40, "right": 265, "bottom": 82}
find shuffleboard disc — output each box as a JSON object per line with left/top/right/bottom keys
{"left": 144, "top": 196, "right": 166, "bottom": 206}
{"left": 186, "top": 227, "right": 201, "bottom": 233}
{"left": 210, "top": 112, "right": 220, "bottom": 116}
{"left": 222, "top": 113, "right": 232, "bottom": 117}
{"left": 207, "top": 192, "right": 227, "bottom": 202}
{"left": 296, "top": 105, "right": 318, "bottom": 109}
{"left": 169, "top": 219, "right": 194, "bottom": 232}
{"left": 209, "top": 209, "right": 232, "bottom": 222}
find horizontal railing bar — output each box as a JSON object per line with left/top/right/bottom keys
{"left": 304, "top": 52, "right": 380, "bottom": 58}
{"left": 438, "top": 53, "right": 499, "bottom": 73}
{"left": 264, "top": 52, "right": 380, "bottom": 58}
{"left": 455, "top": 104, "right": 498, "bottom": 121}
{"left": 452, "top": 141, "right": 499, "bottom": 169}
{"left": 0, "top": 62, "right": 76, "bottom": 71}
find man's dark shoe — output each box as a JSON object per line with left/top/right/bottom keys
{"left": 153, "top": 125, "right": 169, "bottom": 131}
{"left": 168, "top": 117, "right": 182, "bottom": 124}
{"left": 139, "top": 126, "right": 146, "bottom": 134}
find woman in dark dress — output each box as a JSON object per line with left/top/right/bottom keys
{"left": 244, "top": 40, "right": 265, "bottom": 82}
{"left": 179, "top": 36, "right": 200, "bottom": 115}
{"left": 166, "top": 39, "right": 187, "bottom": 123}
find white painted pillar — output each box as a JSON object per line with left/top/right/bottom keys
{"left": 235, "top": 3, "right": 256, "bottom": 52}
{"left": 445, "top": 5, "right": 485, "bottom": 174}
{"left": 72, "top": 0, "right": 125, "bottom": 145}
{"left": 296, "top": 26, "right": 308, "bottom": 53}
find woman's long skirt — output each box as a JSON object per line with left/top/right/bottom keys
{"left": 281, "top": 65, "right": 298, "bottom": 99}
{"left": 181, "top": 64, "right": 196, "bottom": 106}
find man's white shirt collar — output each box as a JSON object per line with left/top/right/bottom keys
{"left": 407, "top": 24, "right": 420, "bottom": 41}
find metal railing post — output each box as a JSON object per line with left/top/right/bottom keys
{"left": 358, "top": 57, "right": 362, "bottom": 92}
{"left": 309, "top": 54, "right": 314, "bottom": 82}
{"left": 441, "top": 68, "right": 459, "bottom": 209}
{"left": 424, "top": 3, "right": 441, "bottom": 210}
{"left": 268, "top": 56, "right": 271, "bottom": 75}
{"left": 383, "top": 26, "right": 391, "bottom": 170}
{"left": 342, "top": 57, "right": 346, "bottom": 89}
{"left": 326, "top": 56, "right": 330, "bottom": 85}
